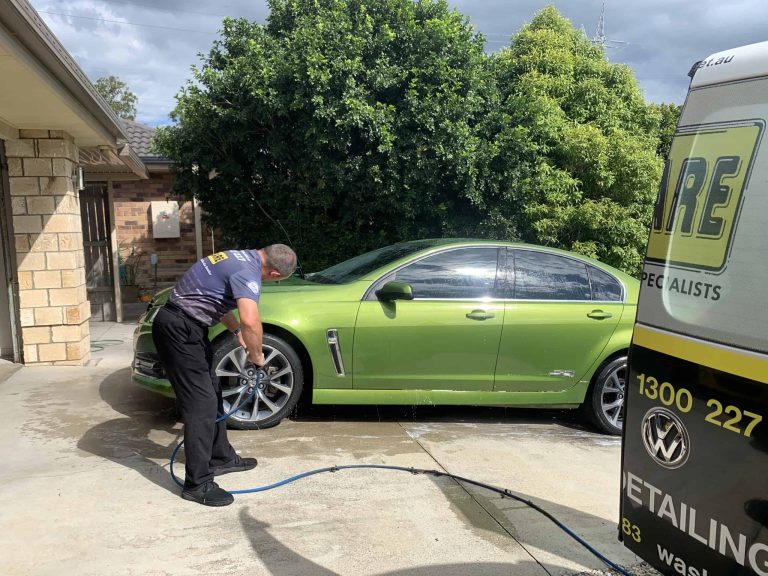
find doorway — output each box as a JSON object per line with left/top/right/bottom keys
{"left": 80, "top": 182, "right": 116, "bottom": 321}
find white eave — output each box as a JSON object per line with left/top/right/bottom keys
{"left": 0, "top": 0, "right": 147, "bottom": 178}
{"left": 78, "top": 144, "right": 149, "bottom": 180}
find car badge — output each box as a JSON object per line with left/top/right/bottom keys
{"left": 641, "top": 407, "right": 690, "bottom": 469}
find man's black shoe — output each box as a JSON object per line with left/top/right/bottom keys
{"left": 213, "top": 455, "right": 258, "bottom": 476}
{"left": 181, "top": 481, "right": 234, "bottom": 507}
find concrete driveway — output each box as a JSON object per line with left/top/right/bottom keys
{"left": 0, "top": 321, "right": 651, "bottom": 576}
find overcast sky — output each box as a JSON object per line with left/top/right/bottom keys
{"left": 30, "top": 0, "right": 768, "bottom": 126}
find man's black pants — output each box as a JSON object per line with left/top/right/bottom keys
{"left": 152, "top": 304, "right": 236, "bottom": 488}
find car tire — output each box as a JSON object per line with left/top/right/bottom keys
{"left": 583, "top": 355, "right": 627, "bottom": 436}
{"left": 211, "top": 333, "right": 304, "bottom": 430}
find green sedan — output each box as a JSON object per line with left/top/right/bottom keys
{"left": 133, "top": 239, "right": 638, "bottom": 435}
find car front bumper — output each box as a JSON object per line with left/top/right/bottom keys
{"left": 132, "top": 308, "right": 175, "bottom": 398}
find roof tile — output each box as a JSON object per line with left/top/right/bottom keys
{"left": 121, "top": 119, "right": 163, "bottom": 159}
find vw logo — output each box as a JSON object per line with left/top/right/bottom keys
{"left": 641, "top": 407, "right": 690, "bottom": 469}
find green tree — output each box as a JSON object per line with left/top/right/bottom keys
{"left": 94, "top": 75, "right": 138, "bottom": 120}
{"left": 154, "top": 0, "right": 492, "bottom": 269}
{"left": 156, "top": 2, "right": 664, "bottom": 275}
{"left": 652, "top": 102, "right": 682, "bottom": 159}
{"left": 476, "top": 7, "right": 663, "bottom": 275}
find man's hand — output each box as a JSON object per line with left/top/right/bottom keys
{"left": 236, "top": 297, "right": 265, "bottom": 368}
{"left": 250, "top": 351, "right": 266, "bottom": 367}
{"left": 240, "top": 338, "right": 264, "bottom": 367}
{"left": 236, "top": 329, "right": 264, "bottom": 366}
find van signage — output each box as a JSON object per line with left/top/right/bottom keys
{"left": 641, "top": 407, "right": 690, "bottom": 469}
{"left": 623, "top": 46, "right": 768, "bottom": 576}
{"left": 698, "top": 54, "right": 735, "bottom": 69}
{"left": 622, "top": 344, "right": 768, "bottom": 575}
{"left": 647, "top": 120, "right": 763, "bottom": 272}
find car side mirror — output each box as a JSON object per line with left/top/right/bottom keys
{"left": 375, "top": 281, "right": 414, "bottom": 302}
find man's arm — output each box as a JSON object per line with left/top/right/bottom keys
{"left": 220, "top": 310, "right": 247, "bottom": 350}
{"left": 236, "top": 297, "right": 265, "bottom": 366}
{"left": 220, "top": 310, "right": 238, "bottom": 332}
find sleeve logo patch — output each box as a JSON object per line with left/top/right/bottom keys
{"left": 208, "top": 252, "right": 229, "bottom": 265}
{"left": 247, "top": 281, "right": 260, "bottom": 295}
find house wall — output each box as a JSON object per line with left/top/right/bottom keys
{"left": 0, "top": 146, "right": 14, "bottom": 359}
{"left": 4, "top": 130, "right": 90, "bottom": 365}
{"left": 112, "top": 174, "right": 203, "bottom": 293}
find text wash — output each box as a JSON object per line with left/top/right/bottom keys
{"left": 624, "top": 471, "right": 768, "bottom": 575}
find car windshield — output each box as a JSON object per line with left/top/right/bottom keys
{"left": 308, "top": 241, "right": 440, "bottom": 284}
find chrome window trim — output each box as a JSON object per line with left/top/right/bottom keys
{"left": 404, "top": 297, "right": 626, "bottom": 303}
{"left": 407, "top": 297, "right": 504, "bottom": 302}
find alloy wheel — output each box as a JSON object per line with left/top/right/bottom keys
{"left": 215, "top": 344, "right": 295, "bottom": 426}
{"left": 600, "top": 360, "right": 626, "bottom": 430}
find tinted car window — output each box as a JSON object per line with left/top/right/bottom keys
{"left": 393, "top": 248, "right": 499, "bottom": 299}
{"left": 308, "top": 240, "right": 445, "bottom": 284}
{"left": 513, "top": 250, "right": 590, "bottom": 300}
{"left": 588, "top": 266, "right": 623, "bottom": 301}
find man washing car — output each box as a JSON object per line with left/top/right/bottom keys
{"left": 152, "top": 244, "right": 297, "bottom": 506}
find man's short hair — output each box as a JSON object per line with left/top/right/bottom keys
{"left": 262, "top": 244, "right": 297, "bottom": 277}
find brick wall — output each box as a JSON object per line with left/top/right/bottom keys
{"left": 5, "top": 129, "right": 90, "bottom": 365}
{"left": 112, "top": 174, "right": 206, "bottom": 291}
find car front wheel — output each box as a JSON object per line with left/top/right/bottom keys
{"left": 212, "top": 333, "right": 304, "bottom": 430}
{"left": 584, "top": 356, "right": 626, "bottom": 435}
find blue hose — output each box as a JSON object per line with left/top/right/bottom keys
{"left": 168, "top": 374, "right": 634, "bottom": 576}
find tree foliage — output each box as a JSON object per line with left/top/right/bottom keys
{"left": 155, "top": 2, "right": 667, "bottom": 275}
{"left": 476, "top": 7, "right": 663, "bottom": 275}
{"left": 652, "top": 102, "right": 682, "bottom": 160}
{"left": 155, "top": 0, "right": 490, "bottom": 270}
{"left": 94, "top": 75, "right": 138, "bottom": 120}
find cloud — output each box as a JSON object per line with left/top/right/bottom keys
{"left": 455, "top": 0, "right": 768, "bottom": 104}
{"left": 30, "top": 0, "right": 768, "bottom": 124}
{"left": 587, "top": 0, "right": 768, "bottom": 102}
{"left": 34, "top": 0, "right": 256, "bottom": 124}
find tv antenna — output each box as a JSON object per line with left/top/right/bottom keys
{"left": 590, "top": 2, "right": 628, "bottom": 50}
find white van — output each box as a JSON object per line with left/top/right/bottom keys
{"left": 620, "top": 41, "right": 768, "bottom": 576}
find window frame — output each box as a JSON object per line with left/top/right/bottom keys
{"left": 587, "top": 264, "right": 625, "bottom": 303}
{"left": 503, "top": 248, "right": 627, "bottom": 303}
{"left": 363, "top": 246, "right": 506, "bottom": 301}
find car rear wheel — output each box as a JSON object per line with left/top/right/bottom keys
{"left": 584, "top": 356, "right": 626, "bottom": 435}
{"left": 212, "top": 333, "right": 304, "bottom": 430}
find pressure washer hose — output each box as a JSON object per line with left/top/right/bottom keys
{"left": 168, "top": 373, "right": 634, "bottom": 576}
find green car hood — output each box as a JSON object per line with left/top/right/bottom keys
{"left": 148, "top": 278, "right": 350, "bottom": 308}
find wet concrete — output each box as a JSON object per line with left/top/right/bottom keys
{"left": 0, "top": 322, "right": 646, "bottom": 576}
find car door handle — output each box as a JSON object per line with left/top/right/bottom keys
{"left": 587, "top": 310, "right": 613, "bottom": 320}
{"left": 466, "top": 310, "right": 495, "bottom": 321}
